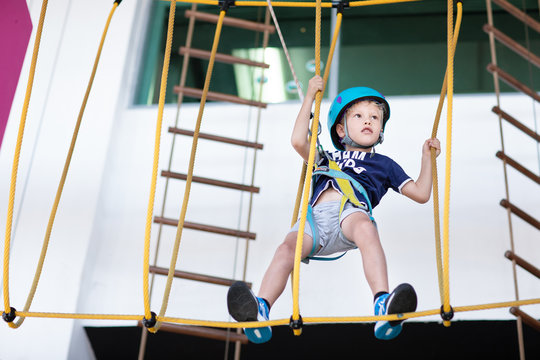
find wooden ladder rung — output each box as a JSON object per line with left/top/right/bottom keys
{"left": 180, "top": 47, "right": 269, "bottom": 69}
{"left": 510, "top": 307, "right": 540, "bottom": 332}
{"left": 149, "top": 265, "right": 252, "bottom": 287}
{"left": 496, "top": 151, "right": 540, "bottom": 185}
{"left": 185, "top": 9, "right": 275, "bottom": 33}
{"left": 487, "top": 64, "right": 540, "bottom": 103}
{"left": 492, "top": 106, "right": 540, "bottom": 142}
{"left": 137, "top": 322, "right": 248, "bottom": 343}
{"left": 174, "top": 86, "right": 267, "bottom": 108}
{"left": 500, "top": 199, "right": 540, "bottom": 230}
{"left": 491, "top": 0, "right": 540, "bottom": 34}
{"left": 483, "top": 24, "right": 540, "bottom": 69}
{"left": 154, "top": 216, "right": 257, "bottom": 239}
{"left": 162, "top": 170, "right": 260, "bottom": 193}
{"left": 168, "top": 127, "right": 263, "bottom": 149}
{"left": 504, "top": 251, "right": 540, "bottom": 279}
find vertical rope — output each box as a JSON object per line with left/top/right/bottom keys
{"left": 142, "top": 0, "right": 177, "bottom": 323}
{"left": 442, "top": 0, "right": 455, "bottom": 328}
{"left": 3, "top": 0, "right": 49, "bottom": 319}
{"left": 5, "top": 1, "right": 120, "bottom": 329}
{"left": 485, "top": 0, "right": 525, "bottom": 357}
{"left": 431, "top": 4, "right": 462, "bottom": 305}
{"left": 150, "top": 9, "right": 228, "bottom": 333}
{"left": 138, "top": 3, "right": 196, "bottom": 358}
{"left": 291, "top": 0, "right": 325, "bottom": 335}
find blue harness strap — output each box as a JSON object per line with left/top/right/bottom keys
{"left": 302, "top": 156, "right": 376, "bottom": 263}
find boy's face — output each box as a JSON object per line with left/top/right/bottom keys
{"left": 335, "top": 100, "right": 383, "bottom": 150}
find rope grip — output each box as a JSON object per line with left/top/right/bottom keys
{"left": 219, "top": 0, "right": 235, "bottom": 11}
{"left": 289, "top": 315, "right": 303, "bottom": 330}
{"left": 440, "top": 305, "right": 454, "bottom": 321}
{"left": 142, "top": 311, "right": 157, "bottom": 328}
{"left": 114, "top": 0, "right": 122, "bottom": 5}
{"left": 2, "top": 307, "right": 17, "bottom": 323}
{"left": 331, "top": 1, "right": 349, "bottom": 12}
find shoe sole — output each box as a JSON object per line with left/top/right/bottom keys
{"left": 227, "top": 281, "right": 259, "bottom": 322}
{"left": 386, "top": 283, "right": 417, "bottom": 326}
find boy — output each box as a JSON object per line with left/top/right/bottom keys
{"left": 227, "top": 75, "right": 441, "bottom": 343}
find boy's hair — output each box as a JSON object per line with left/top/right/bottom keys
{"left": 340, "top": 99, "right": 386, "bottom": 125}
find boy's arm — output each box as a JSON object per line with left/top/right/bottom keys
{"left": 291, "top": 76, "right": 323, "bottom": 162}
{"left": 401, "top": 138, "right": 441, "bottom": 204}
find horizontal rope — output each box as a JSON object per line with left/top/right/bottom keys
{"left": 159, "top": 0, "right": 420, "bottom": 8}
{"left": 8, "top": 297, "right": 540, "bottom": 328}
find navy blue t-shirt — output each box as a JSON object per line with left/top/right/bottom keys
{"left": 311, "top": 150, "right": 412, "bottom": 209}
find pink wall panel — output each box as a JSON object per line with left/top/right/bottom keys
{"left": 0, "top": 0, "right": 33, "bottom": 149}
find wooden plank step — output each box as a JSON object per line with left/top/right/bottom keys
{"left": 185, "top": 9, "right": 275, "bottom": 33}
{"left": 500, "top": 199, "right": 540, "bottom": 230}
{"left": 510, "top": 307, "right": 540, "bottom": 332}
{"left": 149, "top": 265, "right": 252, "bottom": 287}
{"left": 180, "top": 47, "right": 269, "bottom": 69}
{"left": 487, "top": 64, "right": 540, "bottom": 103}
{"left": 154, "top": 216, "right": 257, "bottom": 239}
{"left": 492, "top": 106, "right": 540, "bottom": 142}
{"left": 491, "top": 0, "right": 540, "bottom": 34}
{"left": 168, "top": 127, "right": 263, "bottom": 150}
{"left": 161, "top": 170, "right": 260, "bottom": 193}
{"left": 483, "top": 24, "right": 540, "bottom": 69}
{"left": 496, "top": 151, "right": 540, "bottom": 185}
{"left": 174, "top": 86, "right": 267, "bottom": 108}
{"left": 137, "top": 321, "right": 248, "bottom": 343}
{"left": 504, "top": 251, "right": 540, "bottom": 279}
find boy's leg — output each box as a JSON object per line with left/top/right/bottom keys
{"left": 340, "top": 212, "right": 417, "bottom": 340}
{"left": 340, "top": 212, "right": 389, "bottom": 295}
{"left": 258, "top": 231, "right": 314, "bottom": 306}
{"left": 227, "top": 231, "right": 313, "bottom": 343}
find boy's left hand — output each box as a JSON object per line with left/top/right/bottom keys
{"left": 423, "top": 138, "right": 441, "bottom": 157}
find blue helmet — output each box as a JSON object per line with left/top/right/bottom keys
{"left": 327, "top": 87, "right": 390, "bottom": 150}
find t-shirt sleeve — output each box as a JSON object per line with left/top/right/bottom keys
{"left": 388, "top": 160, "right": 412, "bottom": 193}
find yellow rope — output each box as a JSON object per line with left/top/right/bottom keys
{"left": 8, "top": 297, "right": 540, "bottom": 326}
{"left": 3, "top": 0, "right": 48, "bottom": 321}
{"left": 142, "top": 0, "right": 177, "bottom": 325}
{"left": 431, "top": 2, "right": 462, "bottom": 306}
{"left": 159, "top": 0, "right": 421, "bottom": 7}
{"left": 3, "top": 1, "right": 120, "bottom": 329}
{"left": 290, "top": 0, "right": 323, "bottom": 335}
{"left": 149, "top": 9, "right": 228, "bottom": 334}
{"left": 441, "top": 0, "right": 456, "bottom": 328}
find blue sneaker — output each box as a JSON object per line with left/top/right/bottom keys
{"left": 227, "top": 281, "right": 272, "bottom": 344}
{"left": 374, "top": 283, "right": 417, "bottom": 340}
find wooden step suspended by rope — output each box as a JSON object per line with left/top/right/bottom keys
{"left": 174, "top": 86, "right": 267, "bottom": 108}
{"left": 149, "top": 265, "right": 252, "bottom": 287}
{"left": 487, "top": 64, "right": 540, "bottom": 103}
{"left": 492, "top": 107, "right": 540, "bottom": 143}
{"left": 179, "top": 47, "right": 270, "bottom": 69}
{"left": 185, "top": 9, "right": 275, "bottom": 33}
{"left": 504, "top": 251, "right": 540, "bottom": 279}
{"left": 510, "top": 307, "right": 540, "bottom": 332}
{"left": 161, "top": 170, "right": 260, "bottom": 193}
{"left": 137, "top": 321, "right": 249, "bottom": 343}
{"left": 168, "top": 127, "right": 264, "bottom": 150}
{"left": 496, "top": 151, "right": 540, "bottom": 185}
{"left": 500, "top": 199, "right": 540, "bottom": 230}
{"left": 491, "top": 0, "right": 540, "bottom": 34}
{"left": 154, "top": 216, "right": 257, "bottom": 239}
{"left": 483, "top": 24, "right": 540, "bottom": 69}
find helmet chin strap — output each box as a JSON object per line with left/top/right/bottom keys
{"left": 340, "top": 117, "right": 384, "bottom": 150}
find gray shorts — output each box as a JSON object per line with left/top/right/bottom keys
{"left": 289, "top": 201, "right": 369, "bottom": 258}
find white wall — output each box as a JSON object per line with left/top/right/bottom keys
{"left": 1, "top": 0, "right": 539, "bottom": 359}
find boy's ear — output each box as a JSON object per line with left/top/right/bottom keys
{"left": 335, "top": 123, "right": 345, "bottom": 138}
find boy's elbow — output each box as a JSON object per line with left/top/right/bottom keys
{"left": 416, "top": 192, "right": 431, "bottom": 204}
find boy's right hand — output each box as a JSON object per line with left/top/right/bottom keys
{"left": 306, "top": 75, "right": 323, "bottom": 100}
